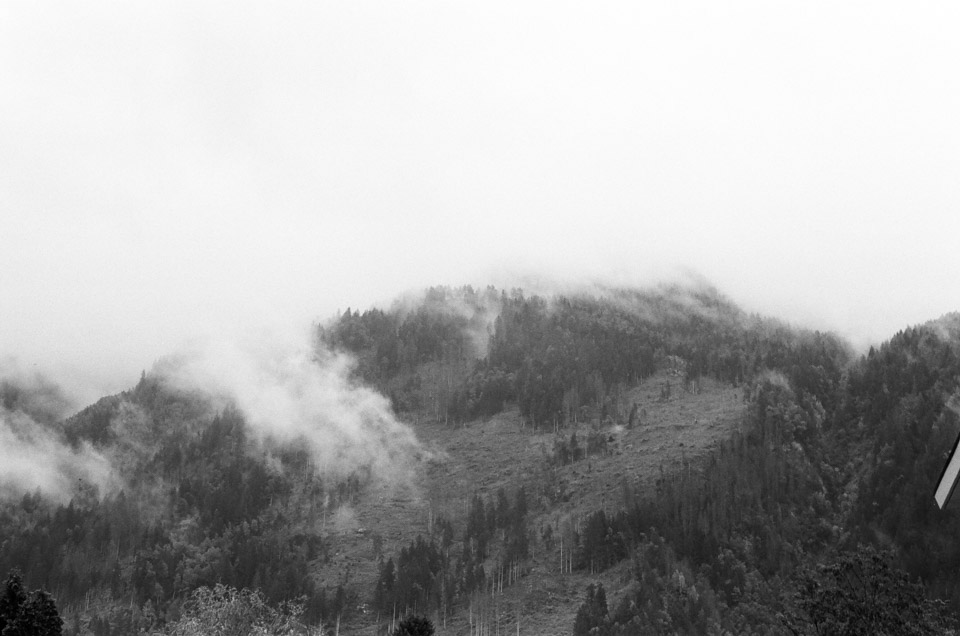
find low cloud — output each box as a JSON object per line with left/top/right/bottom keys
{"left": 0, "top": 400, "right": 116, "bottom": 504}
{"left": 0, "top": 359, "right": 77, "bottom": 425}
{"left": 155, "top": 325, "right": 425, "bottom": 489}
{"left": 388, "top": 286, "right": 502, "bottom": 358}
{"left": 0, "top": 363, "right": 117, "bottom": 502}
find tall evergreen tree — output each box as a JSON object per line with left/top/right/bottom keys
{"left": 573, "top": 583, "right": 609, "bottom": 636}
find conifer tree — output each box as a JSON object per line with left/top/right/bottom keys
{"left": 573, "top": 583, "right": 608, "bottom": 636}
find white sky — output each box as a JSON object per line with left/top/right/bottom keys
{"left": 2, "top": 1, "right": 959, "bottom": 400}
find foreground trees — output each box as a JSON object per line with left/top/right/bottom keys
{"left": 391, "top": 614, "right": 434, "bottom": 636}
{"left": 1, "top": 569, "right": 62, "bottom": 636}
{"left": 158, "top": 584, "right": 321, "bottom": 636}
{"left": 785, "top": 546, "right": 956, "bottom": 636}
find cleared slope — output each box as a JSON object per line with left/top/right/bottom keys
{"left": 319, "top": 370, "right": 745, "bottom": 635}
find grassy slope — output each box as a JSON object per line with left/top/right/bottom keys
{"left": 317, "top": 370, "right": 745, "bottom": 635}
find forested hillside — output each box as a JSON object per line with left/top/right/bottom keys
{"left": 0, "top": 376, "right": 359, "bottom": 634}
{"left": 2, "top": 285, "right": 960, "bottom": 634}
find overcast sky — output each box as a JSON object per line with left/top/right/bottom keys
{"left": 2, "top": 1, "right": 959, "bottom": 400}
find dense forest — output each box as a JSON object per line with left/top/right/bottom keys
{"left": 2, "top": 284, "right": 960, "bottom": 634}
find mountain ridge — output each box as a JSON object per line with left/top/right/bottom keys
{"left": 1, "top": 283, "right": 958, "bottom": 634}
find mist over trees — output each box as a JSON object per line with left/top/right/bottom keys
{"left": 2, "top": 285, "right": 960, "bottom": 634}
{"left": 0, "top": 377, "right": 360, "bottom": 634}
{"left": 325, "top": 287, "right": 960, "bottom": 633}
{"left": 323, "top": 284, "right": 848, "bottom": 430}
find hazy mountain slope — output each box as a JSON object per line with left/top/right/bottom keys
{"left": 3, "top": 284, "right": 960, "bottom": 635}
{"left": 316, "top": 285, "right": 857, "bottom": 634}
{"left": 307, "top": 368, "right": 744, "bottom": 635}
{"left": 834, "top": 320, "right": 960, "bottom": 596}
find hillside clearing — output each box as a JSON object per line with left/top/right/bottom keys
{"left": 321, "top": 371, "right": 745, "bottom": 635}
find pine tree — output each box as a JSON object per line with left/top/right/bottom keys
{"left": 573, "top": 583, "right": 608, "bottom": 636}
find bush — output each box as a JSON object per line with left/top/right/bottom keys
{"left": 392, "top": 614, "right": 435, "bottom": 636}
{"left": 159, "top": 584, "right": 321, "bottom": 636}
